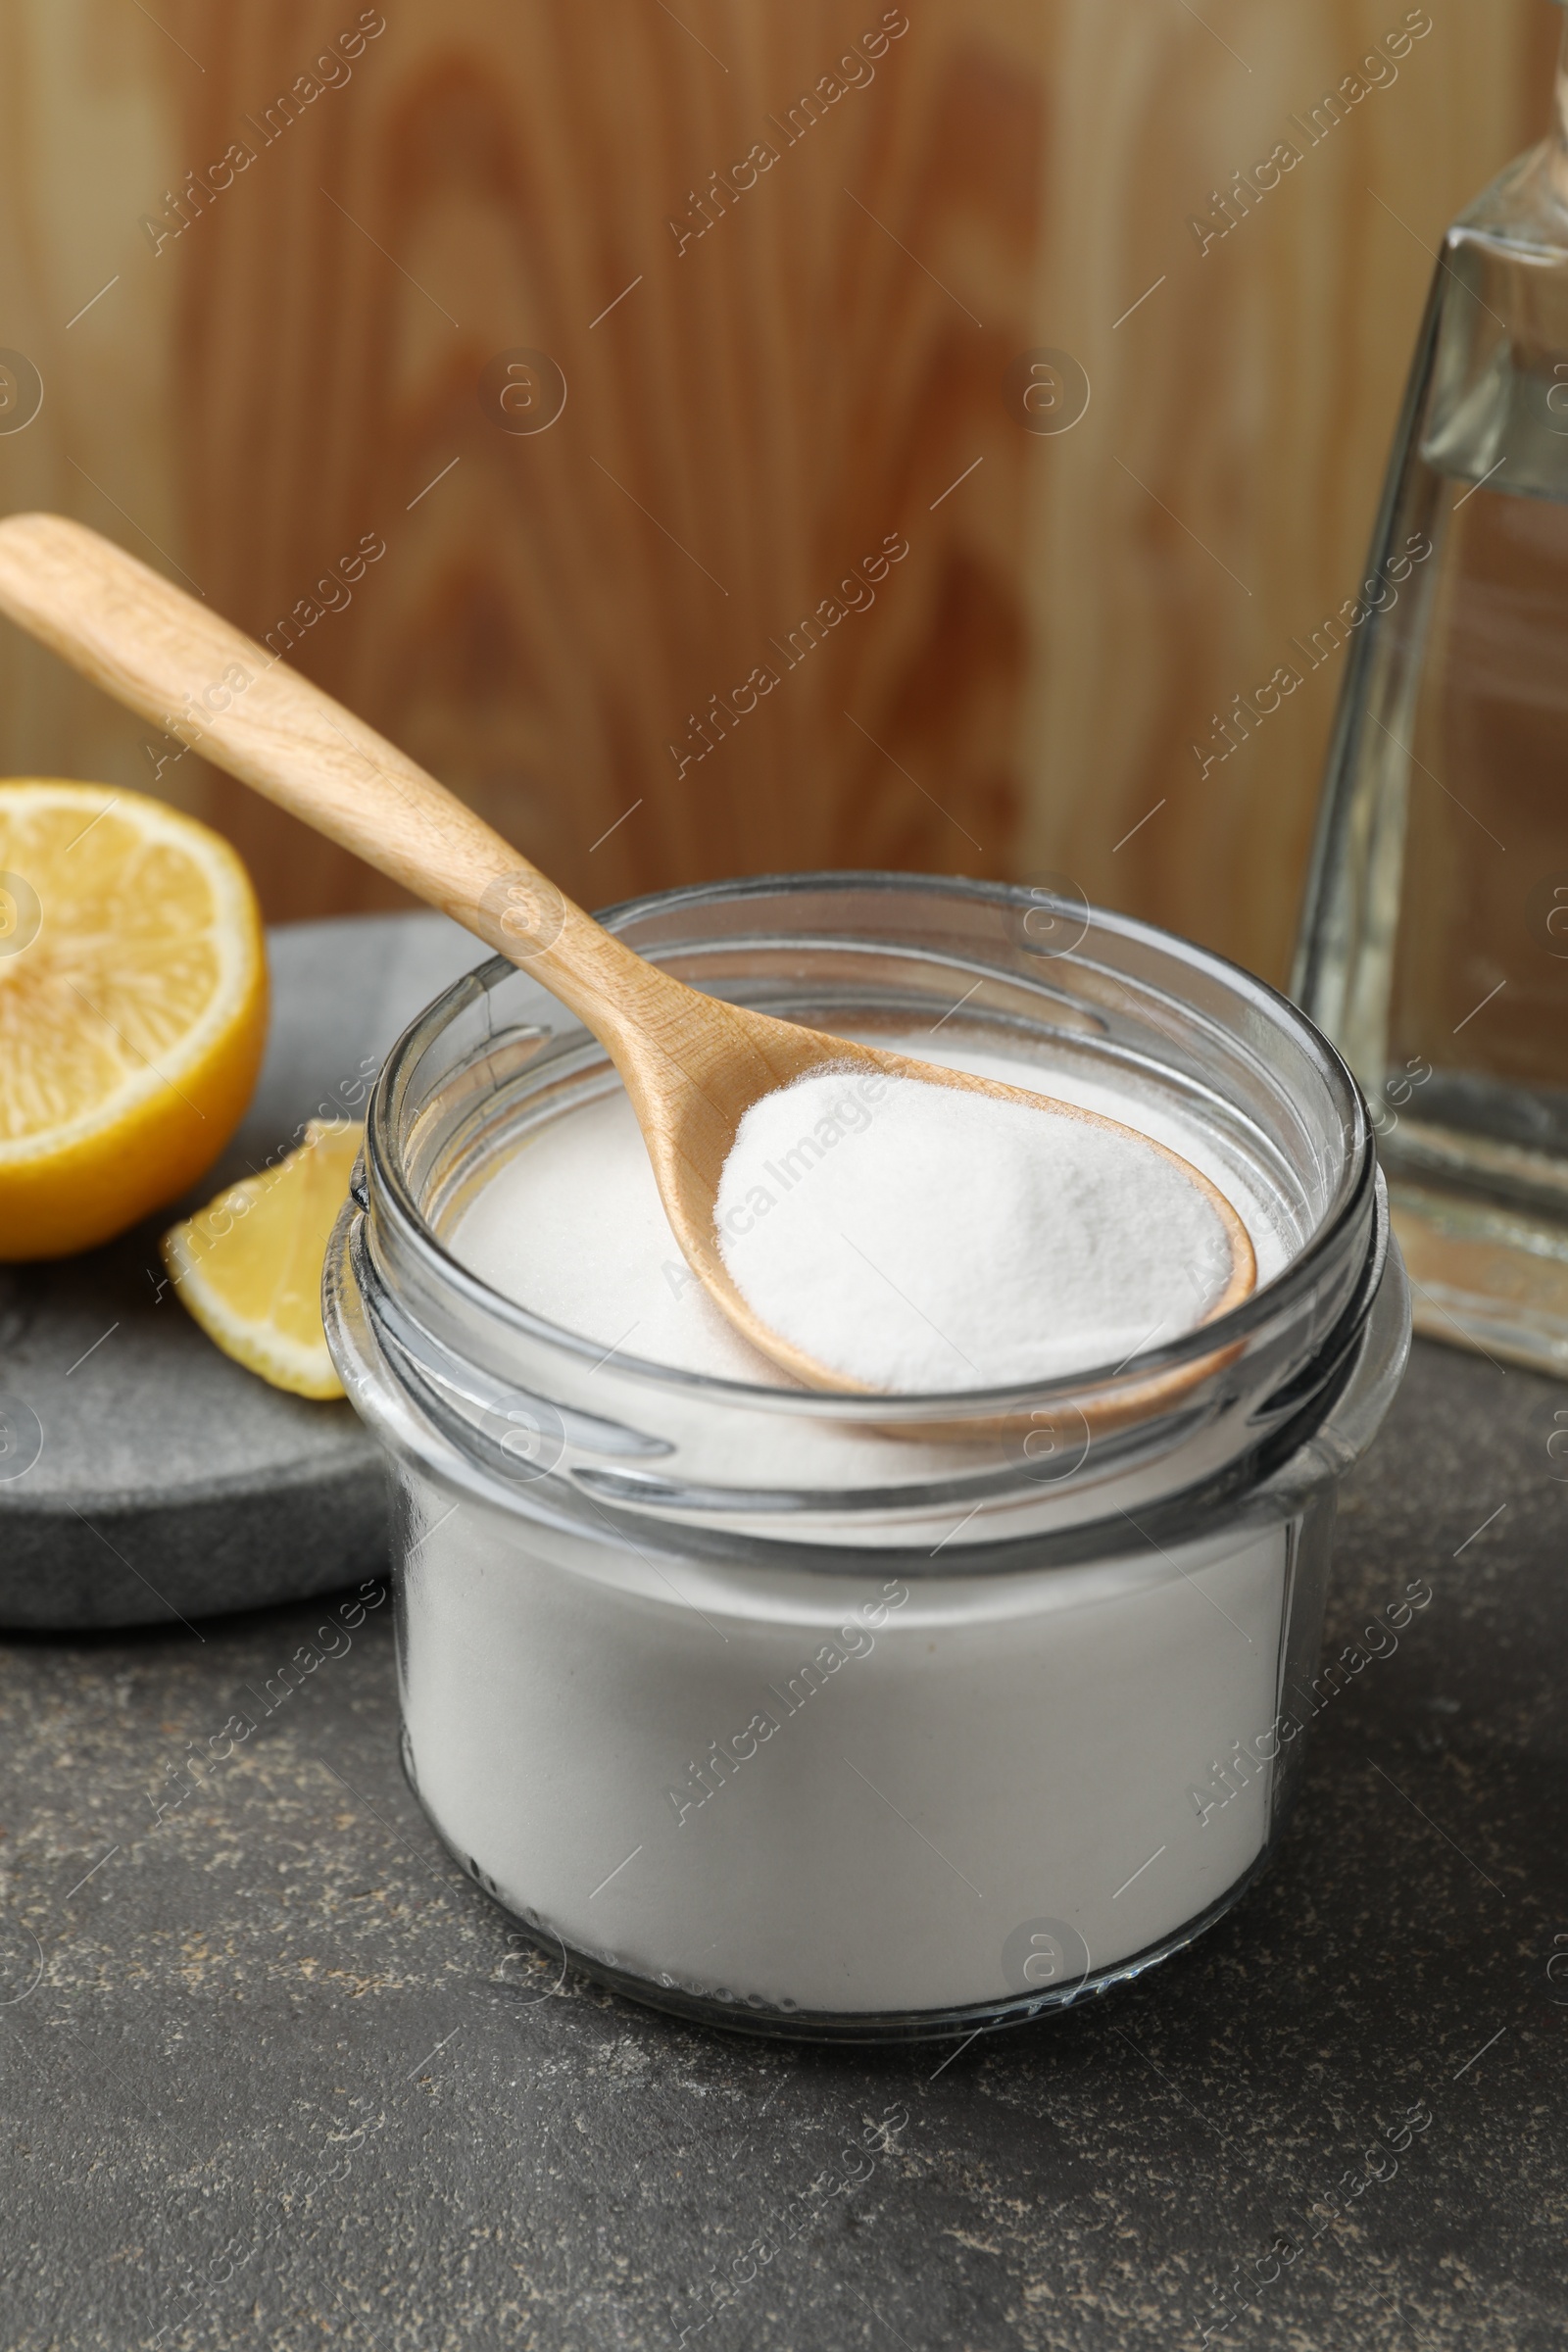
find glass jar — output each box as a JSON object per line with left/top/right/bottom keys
{"left": 1295, "top": 0, "right": 1568, "bottom": 1374}
{"left": 324, "top": 873, "right": 1409, "bottom": 2043}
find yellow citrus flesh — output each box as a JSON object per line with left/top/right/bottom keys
{"left": 0, "top": 780, "right": 268, "bottom": 1259}
{"left": 161, "top": 1121, "right": 362, "bottom": 1398}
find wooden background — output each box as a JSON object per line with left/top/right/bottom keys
{"left": 0, "top": 0, "right": 1553, "bottom": 986}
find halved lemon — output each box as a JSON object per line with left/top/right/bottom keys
{"left": 161, "top": 1121, "right": 362, "bottom": 1397}
{"left": 0, "top": 779, "right": 268, "bottom": 1259}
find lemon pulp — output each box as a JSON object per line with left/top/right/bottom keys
{"left": 162, "top": 1121, "right": 363, "bottom": 1398}
{"left": 0, "top": 779, "right": 267, "bottom": 1258}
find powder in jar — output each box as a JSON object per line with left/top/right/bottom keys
{"left": 418, "top": 1031, "right": 1308, "bottom": 2018}
{"left": 713, "top": 1068, "right": 1236, "bottom": 1391}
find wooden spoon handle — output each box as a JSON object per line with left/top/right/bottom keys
{"left": 0, "top": 512, "right": 653, "bottom": 1043}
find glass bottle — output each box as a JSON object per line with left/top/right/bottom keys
{"left": 1295, "top": 2, "right": 1568, "bottom": 1376}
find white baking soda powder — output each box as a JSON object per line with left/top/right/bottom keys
{"left": 714, "top": 1068, "right": 1235, "bottom": 1390}
{"left": 405, "top": 1034, "right": 1303, "bottom": 2019}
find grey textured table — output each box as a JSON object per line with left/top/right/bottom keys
{"left": 1, "top": 1338, "right": 1563, "bottom": 2351}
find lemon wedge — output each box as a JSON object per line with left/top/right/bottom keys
{"left": 0, "top": 778, "right": 267, "bottom": 1259}
{"left": 161, "top": 1121, "right": 363, "bottom": 1398}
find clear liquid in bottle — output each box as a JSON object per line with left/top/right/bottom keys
{"left": 1296, "top": 16, "right": 1568, "bottom": 1373}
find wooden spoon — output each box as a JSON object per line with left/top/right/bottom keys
{"left": 0, "top": 513, "right": 1254, "bottom": 1406}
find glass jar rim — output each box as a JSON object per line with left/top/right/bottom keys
{"left": 362, "top": 869, "right": 1375, "bottom": 1423}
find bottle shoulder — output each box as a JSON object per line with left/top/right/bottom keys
{"left": 1453, "top": 141, "right": 1568, "bottom": 265}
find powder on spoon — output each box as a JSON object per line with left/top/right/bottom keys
{"left": 713, "top": 1068, "right": 1236, "bottom": 1392}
